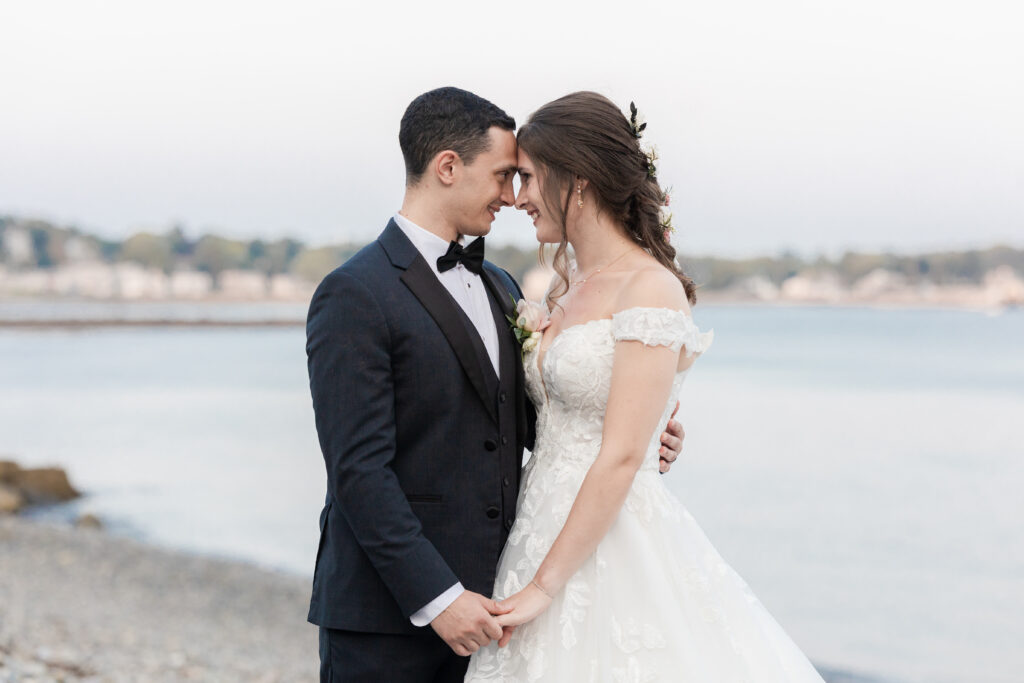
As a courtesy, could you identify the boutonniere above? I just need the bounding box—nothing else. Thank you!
[506,297,551,353]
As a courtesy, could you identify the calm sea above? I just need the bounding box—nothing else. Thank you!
[1,304,1021,683]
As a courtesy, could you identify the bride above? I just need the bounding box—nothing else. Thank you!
[464,92,825,682]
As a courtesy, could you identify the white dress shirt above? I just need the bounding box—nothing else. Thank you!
[393,212,500,626]
[393,213,500,377]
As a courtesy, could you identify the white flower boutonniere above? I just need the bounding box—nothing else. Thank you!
[507,297,551,354]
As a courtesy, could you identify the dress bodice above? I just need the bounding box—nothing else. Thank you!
[524,307,713,473]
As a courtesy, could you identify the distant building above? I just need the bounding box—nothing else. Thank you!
[0,268,50,295]
[780,272,844,303]
[852,269,907,298]
[52,262,117,298]
[218,270,267,299]
[268,273,314,300]
[63,236,100,263]
[734,275,780,301]
[983,266,1024,306]
[170,271,214,299]
[521,265,555,302]
[2,228,33,266]
[115,263,168,299]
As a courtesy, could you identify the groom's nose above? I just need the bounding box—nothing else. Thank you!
[499,180,515,207]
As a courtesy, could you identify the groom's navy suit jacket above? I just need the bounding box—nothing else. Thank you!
[306,219,534,634]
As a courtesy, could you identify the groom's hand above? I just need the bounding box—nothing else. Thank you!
[659,401,685,474]
[430,590,508,656]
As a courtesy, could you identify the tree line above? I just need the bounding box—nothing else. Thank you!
[2,215,1021,289]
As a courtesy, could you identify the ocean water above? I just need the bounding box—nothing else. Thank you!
[1,305,1021,683]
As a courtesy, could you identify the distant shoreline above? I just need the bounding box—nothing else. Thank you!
[696,296,1017,314]
[0,318,305,328]
[0,298,1015,329]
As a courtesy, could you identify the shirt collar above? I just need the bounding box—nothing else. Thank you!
[393,212,455,265]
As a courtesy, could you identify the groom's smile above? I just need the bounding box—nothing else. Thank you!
[453,126,518,237]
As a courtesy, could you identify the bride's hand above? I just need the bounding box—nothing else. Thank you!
[494,582,553,645]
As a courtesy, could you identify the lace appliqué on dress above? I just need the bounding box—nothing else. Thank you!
[611,307,713,357]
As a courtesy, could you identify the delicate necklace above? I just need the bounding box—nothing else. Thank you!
[571,248,634,288]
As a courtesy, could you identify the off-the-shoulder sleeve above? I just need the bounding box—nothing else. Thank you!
[611,307,714,358]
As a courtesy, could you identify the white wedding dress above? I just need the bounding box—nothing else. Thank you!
[465,307,825,682]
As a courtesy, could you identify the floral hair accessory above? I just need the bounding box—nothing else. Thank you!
[660,187,676,242]
[507,297,551,354]
[629,102,658,178]
[645,146,659,178]
[630,102,675,242]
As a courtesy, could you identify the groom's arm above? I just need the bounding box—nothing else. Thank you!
[306,269,459,619]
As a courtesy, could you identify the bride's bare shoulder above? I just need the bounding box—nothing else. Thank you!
[614,263,691,316]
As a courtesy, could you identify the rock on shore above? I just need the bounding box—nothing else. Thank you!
[0,517,317,682]
[0,460,81,513]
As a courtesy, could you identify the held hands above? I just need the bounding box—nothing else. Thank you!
[431,590,510,656]
[494,581,554,647]
[659,401,685,474]
[478,412,681,648]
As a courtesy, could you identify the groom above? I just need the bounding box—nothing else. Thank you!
[306,87,684,682]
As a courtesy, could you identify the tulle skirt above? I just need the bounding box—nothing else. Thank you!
[465,458,825,683]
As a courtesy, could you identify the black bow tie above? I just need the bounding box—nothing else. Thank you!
[436,237,485,275]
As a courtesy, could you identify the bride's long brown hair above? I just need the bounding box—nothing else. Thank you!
[516,92,697,307]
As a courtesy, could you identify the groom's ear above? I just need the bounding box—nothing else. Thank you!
[433,150,460,187]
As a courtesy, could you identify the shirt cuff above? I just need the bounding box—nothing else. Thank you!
[410,582,464,627]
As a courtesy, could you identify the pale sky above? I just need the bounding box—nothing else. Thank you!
[1,0,1021,256]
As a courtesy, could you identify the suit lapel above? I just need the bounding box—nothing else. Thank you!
[480,267,516,324]
[481,266,532,459]
[481,267,518,374]
[457,298,499,399]
[400,253,498,424]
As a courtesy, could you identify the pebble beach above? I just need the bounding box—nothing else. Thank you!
[0,516,317,682]
[0,515,890,683]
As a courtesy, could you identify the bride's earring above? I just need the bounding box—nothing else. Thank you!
[577,184,583,209]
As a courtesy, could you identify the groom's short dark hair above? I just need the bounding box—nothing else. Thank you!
[400,87,515,186]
